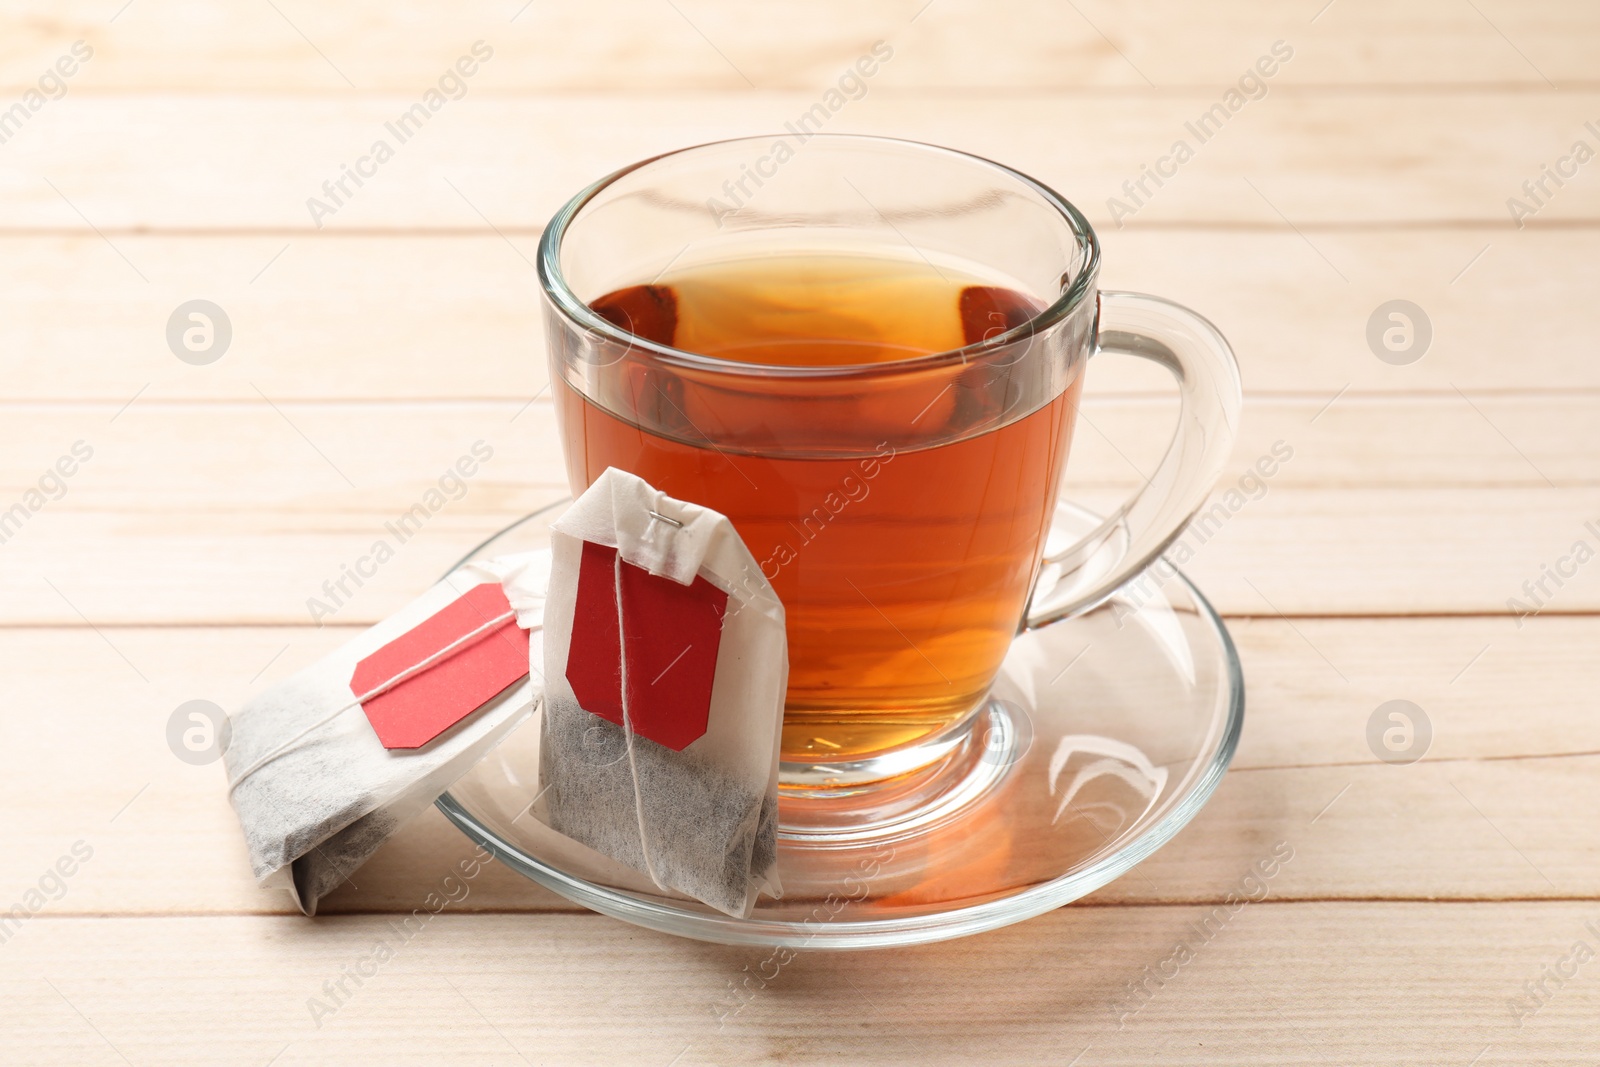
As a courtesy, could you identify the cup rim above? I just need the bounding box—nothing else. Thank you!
[536,134,1101,379]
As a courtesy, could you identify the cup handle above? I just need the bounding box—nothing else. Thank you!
[1025,291,1242,629]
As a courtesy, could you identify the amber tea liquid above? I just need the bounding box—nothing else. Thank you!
[558,255,1080,766]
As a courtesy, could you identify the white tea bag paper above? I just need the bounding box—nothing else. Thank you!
[538,468,787,918]
[224,553,549,915]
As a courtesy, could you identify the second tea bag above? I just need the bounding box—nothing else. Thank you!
[225,552,549,915]
[537,467,787,917]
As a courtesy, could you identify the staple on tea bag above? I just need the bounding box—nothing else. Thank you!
[537,468,787,918]
[224,552,549,915]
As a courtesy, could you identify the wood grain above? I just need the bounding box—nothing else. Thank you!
[0,391,1592,509]
[0,391,1594,626]
[3,93,1598,232]
[3,0,1591,91]
[0,615,1591,915]
[1,228,1593,401]
[0,905,1591,1065]
[3,2,1596,1061]
[4,481,1596,623]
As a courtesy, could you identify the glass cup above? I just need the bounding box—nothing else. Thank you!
[537,135,1240,790]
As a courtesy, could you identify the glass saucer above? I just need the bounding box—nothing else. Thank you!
[436,500,1244,949]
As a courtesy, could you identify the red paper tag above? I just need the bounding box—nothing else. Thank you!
[566,540,727,752]
[350,582,530,750]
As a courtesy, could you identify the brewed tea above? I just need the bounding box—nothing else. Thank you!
[558,255,1080,765]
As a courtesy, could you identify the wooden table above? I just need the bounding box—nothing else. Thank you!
[3,2,1596,1062]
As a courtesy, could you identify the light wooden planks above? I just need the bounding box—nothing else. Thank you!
[2,0,1592,91]
[1,388,1597,622]
[1,228,1594,401]
[4,488,1598,623]
[0,393,1594,511]
[0,2,1593,1066]
[2,93,1599,232]
[0,906,1595,1064]
[0,616,1593,915]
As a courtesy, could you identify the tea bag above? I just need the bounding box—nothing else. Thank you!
[538,468,787,918]
[224,552,549,915]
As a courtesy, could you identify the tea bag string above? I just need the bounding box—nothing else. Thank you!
[614,550,665,892]
[225,609,529,797]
